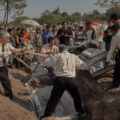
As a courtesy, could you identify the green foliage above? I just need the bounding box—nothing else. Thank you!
[33,8,82,25]
[96,0,120,8]
[52,7,61,15]
[10,3,120,26]
[106,5,120,17]
[39,13,63,24]
[0,0,27,17]
[11,8,108,25]
[82,9,107,22]
[96,0,120,20]
[9,16,29,25]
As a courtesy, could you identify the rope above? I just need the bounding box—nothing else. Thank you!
[15,57,31,70]
[14,50,49,70]
[27,85,39,120]
[25,51,48,57]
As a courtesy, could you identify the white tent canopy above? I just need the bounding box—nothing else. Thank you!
[21,19,40,27]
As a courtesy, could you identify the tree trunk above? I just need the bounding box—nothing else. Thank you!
[5,0,9,29]
[3,9,7,25]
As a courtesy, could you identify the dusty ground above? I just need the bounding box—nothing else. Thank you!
[0,68,37,120]
[0,68,114,120]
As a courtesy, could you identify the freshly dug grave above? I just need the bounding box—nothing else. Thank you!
[0,68,119,120]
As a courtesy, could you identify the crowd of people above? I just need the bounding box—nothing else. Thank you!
[0,13,120,119]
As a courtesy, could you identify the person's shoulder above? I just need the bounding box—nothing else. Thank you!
[53,44,58,48]
[42,32,46,36]
[71,53,77,57]
[116,30,120,36]
[113,31,120,40]
[6,43,10,46]
[43,43,48,48]
[50,32,53,35]
[67,28,72,31]
[25,32,28,35]
[58,28,63,32]
[6,43,13,48]
[0,43,2,48]
[70,52,79,58]
[53,53,61,59]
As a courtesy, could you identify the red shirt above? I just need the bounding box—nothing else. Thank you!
[25,32,30,43]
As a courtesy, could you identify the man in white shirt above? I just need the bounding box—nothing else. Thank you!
[41,44,88,119]
[85,21,98,48]
[104,24,120,88]
[0,32,24,99]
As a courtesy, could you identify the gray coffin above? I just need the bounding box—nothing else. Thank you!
[79,48,115,77]
[32,86,76,119]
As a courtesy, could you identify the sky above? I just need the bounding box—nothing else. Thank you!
[0,0,106,21]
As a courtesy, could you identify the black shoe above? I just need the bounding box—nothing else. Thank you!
[77,112,86,118]
[9,95,14,100]
[40,114,51,120]
[4,93,14,100]
[106,86,118,91]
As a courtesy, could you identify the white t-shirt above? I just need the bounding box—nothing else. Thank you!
[86,30,97,45]
[39,44,59,66]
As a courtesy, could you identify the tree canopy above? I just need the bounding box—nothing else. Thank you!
[96,0,120,8]
[0,0,27,26]
[8,1,120,26]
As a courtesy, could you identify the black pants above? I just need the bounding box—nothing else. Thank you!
[105,41,111,52]
[112,59,120,88]
[0,67,13,97]
[43,77,84,117]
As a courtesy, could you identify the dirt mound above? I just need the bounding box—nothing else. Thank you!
[0,95,35,120]
[0,68,120,120]
[0,68,37,120]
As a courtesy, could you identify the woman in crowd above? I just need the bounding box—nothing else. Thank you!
[40,37,59,66]
[8,28,16,47]
[42,25,53,45]
[23,28,31,44]
[15,28,22,48]
[53,26,59,45]
[8,28,16,68]
[74,25,84,41]
[35,28,42,52]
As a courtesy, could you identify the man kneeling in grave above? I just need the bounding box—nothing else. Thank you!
[41,44,89,119]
